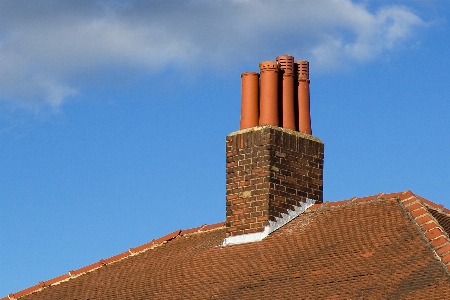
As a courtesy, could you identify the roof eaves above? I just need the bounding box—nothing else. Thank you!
[5,222,225,300]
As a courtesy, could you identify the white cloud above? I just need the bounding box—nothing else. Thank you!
[0,0,425,109]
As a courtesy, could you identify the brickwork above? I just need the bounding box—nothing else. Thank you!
[225,125,324,237]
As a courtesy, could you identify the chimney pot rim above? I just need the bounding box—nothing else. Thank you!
[241,72,259,78]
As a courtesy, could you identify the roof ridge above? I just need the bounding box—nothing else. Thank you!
[3,222,225,300]
[307,191,407,212]
[398,192,450,274]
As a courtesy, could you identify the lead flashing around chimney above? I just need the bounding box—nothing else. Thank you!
[227,125,323,144]
[222,198,315,246]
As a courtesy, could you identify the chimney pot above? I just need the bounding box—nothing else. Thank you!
[277,55,296,131]
[240,72,260,130]
[259,61,279,126]
[296,61,312,135]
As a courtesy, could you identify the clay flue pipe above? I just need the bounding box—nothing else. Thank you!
[240,72,260,129]
[259,61,279,126]
[276,55,296,131]
[296,60,311,134]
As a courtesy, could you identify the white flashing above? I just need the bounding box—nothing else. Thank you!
[222,198,315,246]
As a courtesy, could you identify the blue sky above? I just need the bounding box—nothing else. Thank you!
[1,0,449,296]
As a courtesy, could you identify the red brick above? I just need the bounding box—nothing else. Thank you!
[225,127,323,238]
[226,194,238,200]
[233,209,244,215]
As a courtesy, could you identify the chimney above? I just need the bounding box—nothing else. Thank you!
[224,55,323,245]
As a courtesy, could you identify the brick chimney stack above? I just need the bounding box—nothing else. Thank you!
[224,56,324,245]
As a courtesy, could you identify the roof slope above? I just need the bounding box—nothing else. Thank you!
[5,191,450,299]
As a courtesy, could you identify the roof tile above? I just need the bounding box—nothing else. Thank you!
[129,240,156,254]
[327,199,351,207]
[180,225,204,235]
[152,229,181,245]
[398,190,415,200]
[70,261,103,276]
[8,192,450,300]
[44,273,70,286]
[436,244,450,256]
[430,236,448,248]
[379,191,403,199]
[421,221,439,232]
[442,253,450,264]
[400,197,417,206]
[425,228,444,240]
[9,283,41,299]
[416,215,433,225]
[352,195,378,203]
[102,251,130,264]
[410,207,427,218]
[407,202,422,211]
[201,222,225,231]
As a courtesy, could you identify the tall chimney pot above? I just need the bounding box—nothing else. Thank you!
[259,61,279,127]
[240,72,260,129]
[276,55,296,131]
[296,61,312,135]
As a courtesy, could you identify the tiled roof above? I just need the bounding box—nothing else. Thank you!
[4,191,450,299]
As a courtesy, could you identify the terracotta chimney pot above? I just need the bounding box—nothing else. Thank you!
[296,61,312,135]
[276,55,296,131]
[259,61,279,126]
[240,72,260,129]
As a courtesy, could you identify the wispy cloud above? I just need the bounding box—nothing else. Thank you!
[0,0,425,109]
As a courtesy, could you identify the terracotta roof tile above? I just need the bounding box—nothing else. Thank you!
[180,225,204,235]
[398,194,450,273]
[7,192,450,299]
[326,199,351,207]
[200,222,225,232]
[352,194,378,203]
[102,250,130,264]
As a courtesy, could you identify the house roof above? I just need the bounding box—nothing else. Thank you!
[5,190,450,299]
